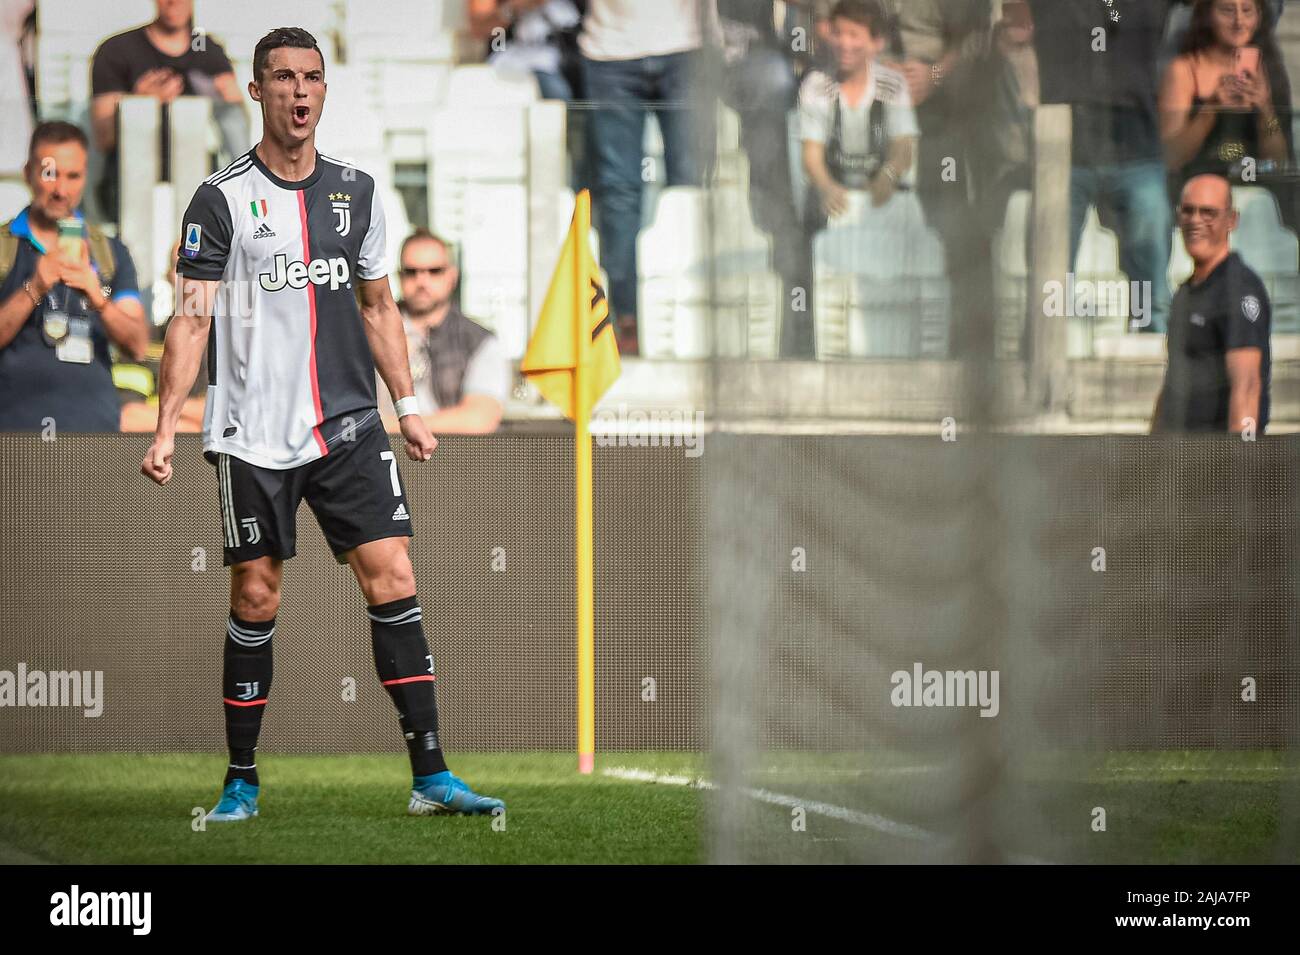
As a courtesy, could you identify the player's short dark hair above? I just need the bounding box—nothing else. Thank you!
[830,0,889,37]
[400,228,455,267]
[27,120,89,164]
[253,27,324,82]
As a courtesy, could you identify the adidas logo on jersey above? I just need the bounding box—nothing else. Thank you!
[259,252,351,292]
[392,504,409,521]
[253,222,276,239]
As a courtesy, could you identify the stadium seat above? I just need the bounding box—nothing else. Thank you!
[35,0,155,108]
[444,64,539,107]
[189,0,339,68]
[423,68,567,359]
[992,190,1031,359]
[311,65,385,162]
[637,186,781,359]
[813,190,948,359]
[1231,187,1299,332]
[1072,206,1131,355]
[341,0,459,63]
[0,181,29,223]
[638,102,753,230]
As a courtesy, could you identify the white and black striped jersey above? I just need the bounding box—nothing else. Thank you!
[177,148,388,469]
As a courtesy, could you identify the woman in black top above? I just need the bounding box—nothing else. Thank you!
[1158,0,1291,195]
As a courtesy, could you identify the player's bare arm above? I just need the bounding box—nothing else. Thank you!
[141,276,214,485]
[1226,346,1263,435]
[359,275,437,462]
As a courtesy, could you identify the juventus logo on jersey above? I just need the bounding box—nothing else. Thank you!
[330,192,352,236]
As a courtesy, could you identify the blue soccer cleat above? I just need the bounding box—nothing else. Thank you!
[408,771,505,816]
[204,779,260,823]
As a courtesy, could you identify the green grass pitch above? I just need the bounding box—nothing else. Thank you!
[0,751,1292,864]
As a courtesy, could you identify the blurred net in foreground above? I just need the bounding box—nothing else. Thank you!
[706,435,1300,864]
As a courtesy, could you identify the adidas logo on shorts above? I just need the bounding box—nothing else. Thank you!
[392,503,409,521]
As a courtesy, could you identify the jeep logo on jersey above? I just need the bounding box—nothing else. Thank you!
[259,253,351,292]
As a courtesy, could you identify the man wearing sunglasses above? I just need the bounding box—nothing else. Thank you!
[1152,173,1271,434]
[378,228,509,435]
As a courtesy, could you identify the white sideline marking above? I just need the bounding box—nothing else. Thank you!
[602,766,934,842]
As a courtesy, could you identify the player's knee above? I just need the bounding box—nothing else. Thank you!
[365,565,416,605]
[231,569,281,620]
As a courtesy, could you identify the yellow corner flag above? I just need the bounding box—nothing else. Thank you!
[520,190,621,420]
[520,189,621,775]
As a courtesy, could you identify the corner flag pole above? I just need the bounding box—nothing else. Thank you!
[575,193,596,775]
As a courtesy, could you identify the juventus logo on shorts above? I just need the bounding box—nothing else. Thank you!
[236,681,260,700]
[330,192,352,236]
[241,517,262,544]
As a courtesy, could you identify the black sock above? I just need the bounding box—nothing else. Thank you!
[226,746,258,787]
[222,612,274,787]
[368,595,448,777]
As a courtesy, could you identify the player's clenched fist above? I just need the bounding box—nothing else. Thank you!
[400,414,438,461]
[141,434,175,485]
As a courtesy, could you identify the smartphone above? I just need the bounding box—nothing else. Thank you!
[57,217,84,260]
[1235,46,1261,80]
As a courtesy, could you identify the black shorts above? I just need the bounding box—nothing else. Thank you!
[214,420,414,566]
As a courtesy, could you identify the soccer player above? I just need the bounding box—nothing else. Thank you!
[141,27,505,820]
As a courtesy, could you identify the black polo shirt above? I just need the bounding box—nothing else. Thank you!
[0,208,141,432]
[1158,252,1271,433]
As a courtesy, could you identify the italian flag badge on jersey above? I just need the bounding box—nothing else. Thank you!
[250,199,269,217]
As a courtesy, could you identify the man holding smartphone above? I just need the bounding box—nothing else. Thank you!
[0,121,148,432]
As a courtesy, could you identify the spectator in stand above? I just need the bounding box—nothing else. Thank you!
[718,0,817,355]
[468,0,590,190]
[469,0,586,101]
[0,122,148,433]
[579,0,721,356]
[1164,0,1287,69]
[1159,0,1292,197]
[1029,0,1177,334]
[377,229,510,435]
[799,0,917,233]
[878,0,992,244]
[1152,173,1271,433]
[878,0,992,357]
[970,0,1038,228]
[90,0,247,222]
[0,0,33,180]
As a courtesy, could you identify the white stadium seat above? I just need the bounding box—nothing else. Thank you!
[637,186,781,359]
[0,181,30,223]
[1071,206,1131,354]
[425,69,566,358]
[813,190,947,359]
[993,189,1031,359]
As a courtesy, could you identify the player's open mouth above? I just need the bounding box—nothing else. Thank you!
[292,105,310,126]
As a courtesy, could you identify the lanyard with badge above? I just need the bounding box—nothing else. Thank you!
[40,217,95,364]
